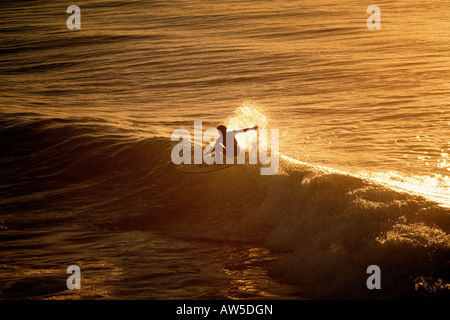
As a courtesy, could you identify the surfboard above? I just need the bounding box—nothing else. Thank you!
[177,163,233,174]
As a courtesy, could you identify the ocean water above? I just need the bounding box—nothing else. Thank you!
[0,0,449,299]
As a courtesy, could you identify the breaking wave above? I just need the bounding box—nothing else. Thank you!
[1,112,449,299]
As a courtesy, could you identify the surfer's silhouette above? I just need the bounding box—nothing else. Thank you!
[203,124,258,162]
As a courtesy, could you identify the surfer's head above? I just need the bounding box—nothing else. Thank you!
[216,124,227,136]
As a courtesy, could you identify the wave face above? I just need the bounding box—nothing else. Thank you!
[1,113,448,299]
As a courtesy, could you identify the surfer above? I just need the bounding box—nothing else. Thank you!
[203,124,258,161]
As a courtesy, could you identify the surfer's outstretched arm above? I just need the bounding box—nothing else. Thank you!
[232,126,258,134]
[245,125,258,131]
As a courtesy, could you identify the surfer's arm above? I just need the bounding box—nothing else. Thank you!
[245,126,258,131]
[233,126,258,134]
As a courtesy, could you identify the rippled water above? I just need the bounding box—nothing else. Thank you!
[0,0,449,299]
